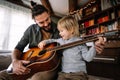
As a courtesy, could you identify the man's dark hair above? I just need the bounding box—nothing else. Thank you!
[30,1,48,19]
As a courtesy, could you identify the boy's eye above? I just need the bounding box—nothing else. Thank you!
[60,30,63,32]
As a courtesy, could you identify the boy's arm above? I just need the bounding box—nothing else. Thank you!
[38,39,58,49]
[81,43,96,62]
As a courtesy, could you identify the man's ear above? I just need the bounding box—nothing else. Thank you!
[34,19,36,23]
[48,12,51,17]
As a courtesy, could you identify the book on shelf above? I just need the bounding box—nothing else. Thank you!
[84,19,95,28]
[101,0,112,10]
[98,18,102,23]
[118,10,120,17]
[84,21,89,28]
[111,12,115,19]
[115,0,120,4]
[92,28,95,34]
[108,25,113,31]
[100,25,106,33]
[102,16,109,22]
[112,21,118,30]
[97,16,109,23]
[96,27,100,34]
[79,23,84,30]
[110,0,117,6]
[88,29,92,35]
[89,19,94,26]
[87,27,100,35]
[119,19,120,24]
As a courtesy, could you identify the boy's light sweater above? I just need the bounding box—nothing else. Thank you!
[44,37,96,73]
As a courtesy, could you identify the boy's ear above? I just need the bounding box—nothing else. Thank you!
[70,29,74,34]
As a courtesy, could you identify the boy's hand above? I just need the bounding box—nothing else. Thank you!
[38,41,46,49]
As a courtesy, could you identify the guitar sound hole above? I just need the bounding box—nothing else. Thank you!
[39,50,47,55]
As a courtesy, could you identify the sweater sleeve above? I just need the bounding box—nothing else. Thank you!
[44,38,62,44]
[81,42,96,62]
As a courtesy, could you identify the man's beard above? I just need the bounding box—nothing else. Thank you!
[41,23,53,33]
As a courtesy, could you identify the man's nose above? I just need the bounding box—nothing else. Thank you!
[44,21,48,26]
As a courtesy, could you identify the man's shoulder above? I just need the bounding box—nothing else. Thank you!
[51,21,57,27]
[27,24,40,31]
[29,24,38,28]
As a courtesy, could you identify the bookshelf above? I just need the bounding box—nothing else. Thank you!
[77,1,120,79]
[78,0,120,36]
[68,0,120,46]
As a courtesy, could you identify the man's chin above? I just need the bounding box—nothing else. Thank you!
[44,25,51,30]
[42,27,52,32]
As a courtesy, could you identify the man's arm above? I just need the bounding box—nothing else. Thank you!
[11,49,30,75]
[12,49,22,61]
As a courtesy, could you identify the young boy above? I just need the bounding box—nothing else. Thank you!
[38,15,105,80]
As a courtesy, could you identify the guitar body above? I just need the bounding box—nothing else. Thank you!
[10,42,60,80]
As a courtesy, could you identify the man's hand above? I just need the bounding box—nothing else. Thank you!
[12,60,30,75]
[95,37,106,54]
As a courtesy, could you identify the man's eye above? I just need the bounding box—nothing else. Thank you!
[39,22,44,24]
[46,18,48,21]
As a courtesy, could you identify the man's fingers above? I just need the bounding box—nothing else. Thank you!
[95,45,103,54]
[98,37,107,44]
[13,60,31,75]
[22,60,30,64]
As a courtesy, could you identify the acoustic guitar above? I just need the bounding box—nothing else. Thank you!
[8,30,120,80]
[8,42,60,80]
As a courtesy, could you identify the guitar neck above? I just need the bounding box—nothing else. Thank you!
[48,30,120,52]
[48,37,98,51]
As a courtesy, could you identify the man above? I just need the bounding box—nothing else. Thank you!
[0,1,105,80]
[0,1,60,80]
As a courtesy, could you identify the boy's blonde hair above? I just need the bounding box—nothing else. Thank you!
[57,15,80,37]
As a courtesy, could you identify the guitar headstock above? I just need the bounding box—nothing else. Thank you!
[82,30,120,41]
[101,30,120,41]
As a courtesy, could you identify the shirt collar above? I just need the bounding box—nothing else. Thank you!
[36,24,40,32]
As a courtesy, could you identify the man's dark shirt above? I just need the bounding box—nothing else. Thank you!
[15,22,59,52]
